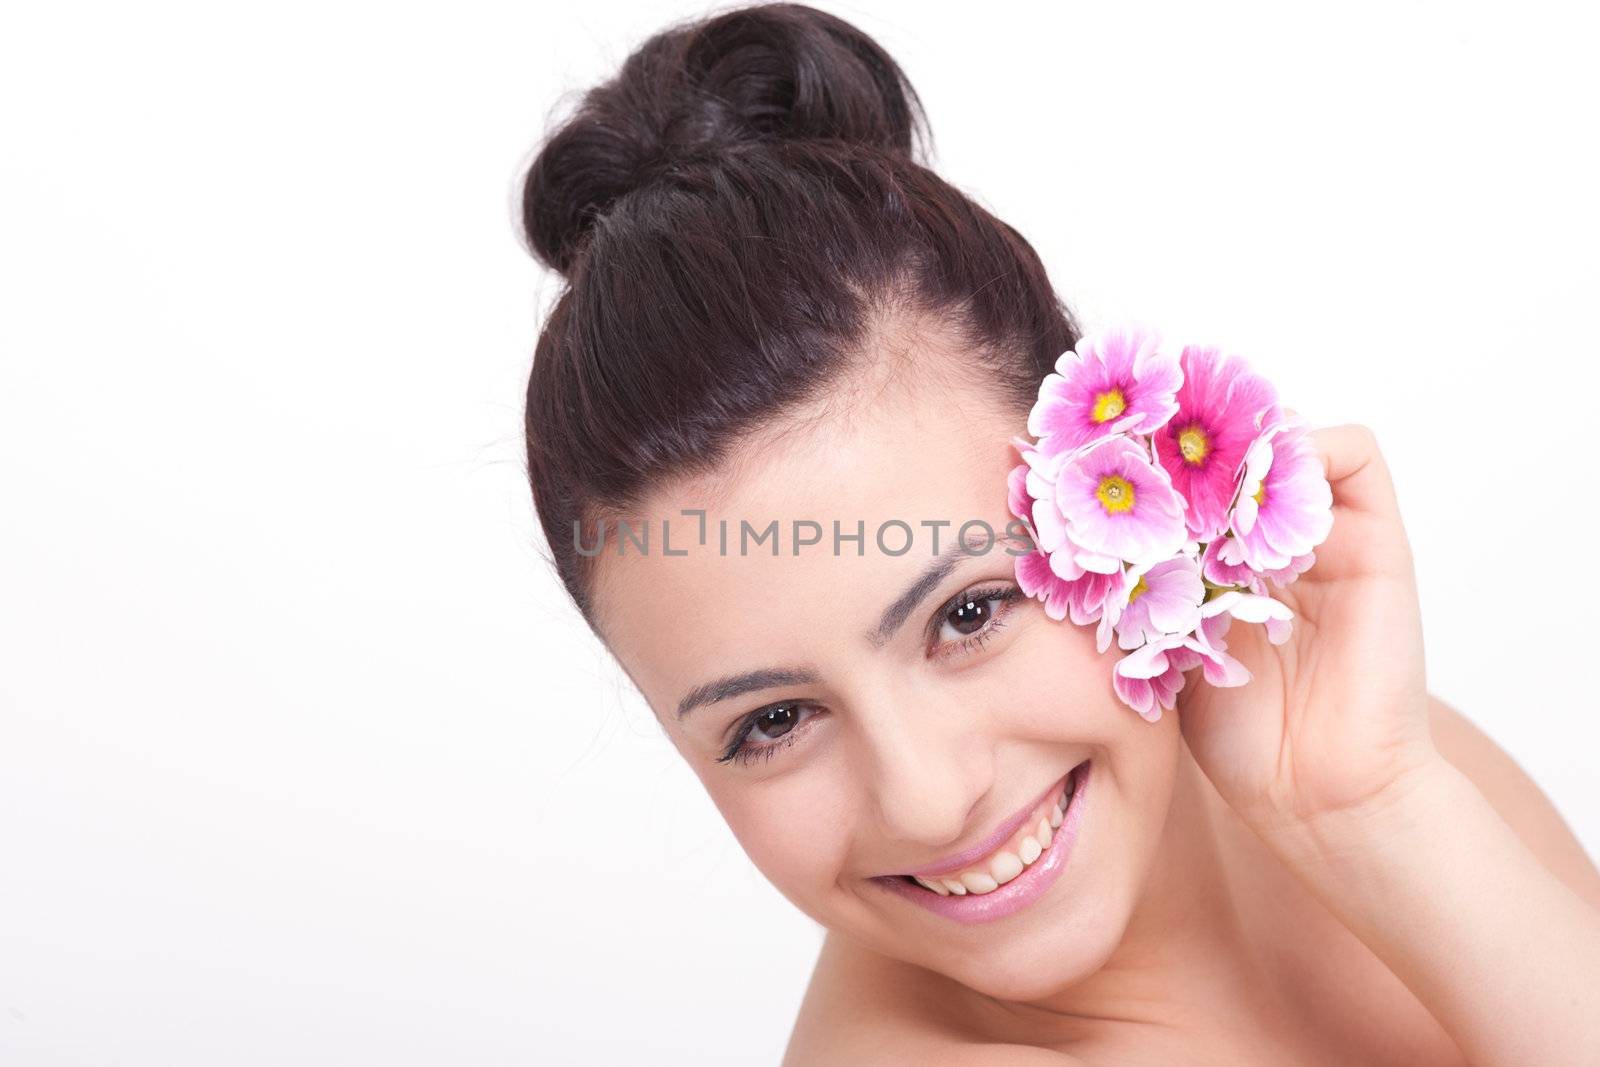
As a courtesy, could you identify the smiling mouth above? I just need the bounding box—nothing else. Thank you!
[894,760,1087,897]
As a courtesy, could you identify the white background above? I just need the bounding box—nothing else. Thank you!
[2,2,1596,1064]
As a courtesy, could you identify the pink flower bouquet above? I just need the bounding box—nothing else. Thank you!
[1009,325,1334,721]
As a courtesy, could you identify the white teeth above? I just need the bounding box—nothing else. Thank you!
[907,774,1078,897]
[990,851,1024,885]
[1052,779,1074,827]
[1019,834,1041,864]
[960,871,999,894]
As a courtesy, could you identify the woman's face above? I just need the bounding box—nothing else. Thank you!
[592,346,1184,1001]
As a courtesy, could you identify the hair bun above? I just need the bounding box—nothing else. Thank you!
[522,3,927,275]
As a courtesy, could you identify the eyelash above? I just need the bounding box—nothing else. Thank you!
[714,582,1024,768]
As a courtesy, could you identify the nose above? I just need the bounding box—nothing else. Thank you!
[855,677,996,851]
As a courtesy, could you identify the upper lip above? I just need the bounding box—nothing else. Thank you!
[890,766,1077,880]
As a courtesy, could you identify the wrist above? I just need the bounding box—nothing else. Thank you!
[1251,751,1463,878]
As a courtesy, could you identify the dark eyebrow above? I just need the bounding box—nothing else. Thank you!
[864,536,979,649]
[676,666,821,721]
[674,530,1027,721]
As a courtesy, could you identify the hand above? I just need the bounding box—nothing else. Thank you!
[1176,423,1440,836]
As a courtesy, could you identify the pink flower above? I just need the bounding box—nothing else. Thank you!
[1224,420,1334,572]
[1060,569,1121,626]
[1010,461,1075,621]
[1105,555,1205,652]
[1013,443,1076,571]
[1173,625,1253,687]
[1199,537,1260,588]
[1197,608,1233,652]
[1111,626,1250,720]
[1201,588,1295,646]
[1112,634,1191,721]
[1053,435,1188,569]
[1009,457,1120,625]
[1014,549,1073,621]
[1010,328,1332,724]
[1017,553,1122,626]
[1013,441,1094,585]
[1028,326,1182,456]
[1263,550,1316,588]
[1007,460,1033,535]
[1152,344,1281,542]
[1095,567,1128,653]
[1200,538,1314,592]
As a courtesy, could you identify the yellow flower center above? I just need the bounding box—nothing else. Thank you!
[1253,482,1267,508]
[1127,574,1150,604]
[1096,474,1136,514]
[1092,389,1127,423]
[1178,425,1210,464]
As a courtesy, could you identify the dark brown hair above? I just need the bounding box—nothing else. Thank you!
[520,2,1080,626]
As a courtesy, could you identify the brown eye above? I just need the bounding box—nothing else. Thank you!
[946,595,995,637]
[749,703,803,742]
[929,586,1022,656]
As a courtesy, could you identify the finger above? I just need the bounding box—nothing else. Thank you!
[1308,423,1402,524]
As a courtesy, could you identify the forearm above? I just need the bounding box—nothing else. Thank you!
[1259,755,1600,1064]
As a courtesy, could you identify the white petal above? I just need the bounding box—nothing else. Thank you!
[1226,593,1293,624]
[1201,590,1242,617]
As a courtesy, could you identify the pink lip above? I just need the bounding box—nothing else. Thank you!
[872,760,1091,925]
[897,767,1075,880]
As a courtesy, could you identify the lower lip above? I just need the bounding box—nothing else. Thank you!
[872,759,1091,925]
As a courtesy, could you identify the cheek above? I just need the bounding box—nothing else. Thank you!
[1001,616,1187,910]
[1018,616,1186,820]
[703,771,858,903]
[1000,612,1135,740]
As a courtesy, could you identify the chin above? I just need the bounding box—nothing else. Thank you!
[932,903,1128,1002]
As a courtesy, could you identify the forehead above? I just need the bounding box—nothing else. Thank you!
[591,363,1026,719]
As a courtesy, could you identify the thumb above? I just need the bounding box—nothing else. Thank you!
[1309,422,1403,526]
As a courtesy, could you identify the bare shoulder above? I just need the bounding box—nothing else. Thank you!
[783,934,1087,1066]
[1427,692,1600,909]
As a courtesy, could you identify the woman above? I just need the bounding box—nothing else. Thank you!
[517,5,1600,1062]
